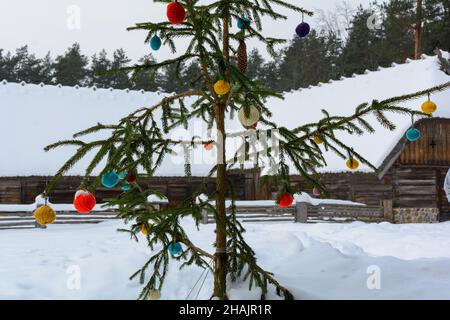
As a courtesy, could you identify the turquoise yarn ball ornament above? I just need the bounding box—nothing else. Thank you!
[168,242,182,255]
[118,171,128,179]
[101,171,119,188]
[237,17,250,29]
[406,128,421,141]
[121,181,132,191]
[150,35,162,51]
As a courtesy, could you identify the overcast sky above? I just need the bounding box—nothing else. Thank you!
[0,0,372,62]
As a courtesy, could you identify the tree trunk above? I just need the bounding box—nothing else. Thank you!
[213,2,230,300]
[415,0,423,59]
[213,102,228,299]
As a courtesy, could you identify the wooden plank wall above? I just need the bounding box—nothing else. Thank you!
[0,173,246,205]
[399,118,450,165]
[261,172,394,206]
[0,168,448,218]
[391,166,439,209]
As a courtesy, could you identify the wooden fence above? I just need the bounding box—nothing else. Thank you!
[1,198,393,230]
[0,198,168,230]
[0,210,119,230]
[201,200,392,224]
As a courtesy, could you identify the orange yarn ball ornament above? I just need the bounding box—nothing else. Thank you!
[346,159,360,170]
[313,135,323,144]
[421,100,437,115]
[204,143,214,151]
[214,80,231,95]
[34,205,56,225]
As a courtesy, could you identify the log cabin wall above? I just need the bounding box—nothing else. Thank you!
[0,118,448,219]
[260,172,394,206]
[389,118,450,218]
[398,118,450,166]
[0,173,246,205]
[390,166,439,208]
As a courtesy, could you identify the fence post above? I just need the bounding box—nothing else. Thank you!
[201,209,209,224]
[382,199,393,223]
[295,202,308,223]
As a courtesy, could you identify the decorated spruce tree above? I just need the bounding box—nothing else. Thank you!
[41,0,450,300]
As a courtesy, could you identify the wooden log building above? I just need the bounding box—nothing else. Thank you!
[1,53,449,223]
[0,117,449,222]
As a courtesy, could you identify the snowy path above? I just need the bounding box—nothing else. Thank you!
[1,220,450,300]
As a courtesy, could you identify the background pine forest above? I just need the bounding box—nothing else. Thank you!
[1,0,449,92]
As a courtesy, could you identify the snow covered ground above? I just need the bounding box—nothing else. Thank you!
[1,219,450,300]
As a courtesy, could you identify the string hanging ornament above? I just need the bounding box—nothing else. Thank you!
[237,17,251,30]
[421,93,437,115]
[73,190,96,214]
[277,193,294,207]
[168,242,183,255]
[296,13,310,38]
[346,149,359,170]
[167,0,186,24]
[101,171,120,188]
[140,223,153,236]
[34,197,56,225]
[214,80,230,95]
[150,34,162,51]
[406,114,421,142]
[238,105,260,127]
[204,128,214,151]
[313,134,323,145]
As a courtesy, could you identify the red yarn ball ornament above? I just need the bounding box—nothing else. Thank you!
[277,193,294,207]
[73,190,96,214]
[126,172,137,183]
[252,122,258,129]
[167,1,186,24]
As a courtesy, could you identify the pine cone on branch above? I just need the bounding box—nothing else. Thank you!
[237,40,248,73]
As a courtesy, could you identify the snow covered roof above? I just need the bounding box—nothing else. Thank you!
[268,52,450,173]
[0,52,449,177]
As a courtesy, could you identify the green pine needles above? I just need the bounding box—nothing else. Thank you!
[44,0,450,300]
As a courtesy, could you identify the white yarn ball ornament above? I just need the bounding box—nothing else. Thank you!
[238,106,260,127]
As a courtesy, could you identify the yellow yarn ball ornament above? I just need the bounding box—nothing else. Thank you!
[146,289,161,300]
[140,224,153,235]
[213,80,230,95]
[34,205,56,225]
[313,135,323,144]
[238,106,260,127]
[346,159,360,170]
[421,100,437,115]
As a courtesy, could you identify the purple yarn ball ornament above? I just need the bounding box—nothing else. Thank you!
[296,22,310,38]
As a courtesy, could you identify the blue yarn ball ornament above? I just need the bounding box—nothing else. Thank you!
[101,171,120,188]
[121,181,132,191]
[150,35,162,51]
[237,17,251,30]
[406,128,421,141]
[168,242,182,255]
[296,22,310,38]
[118,171,128,180]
